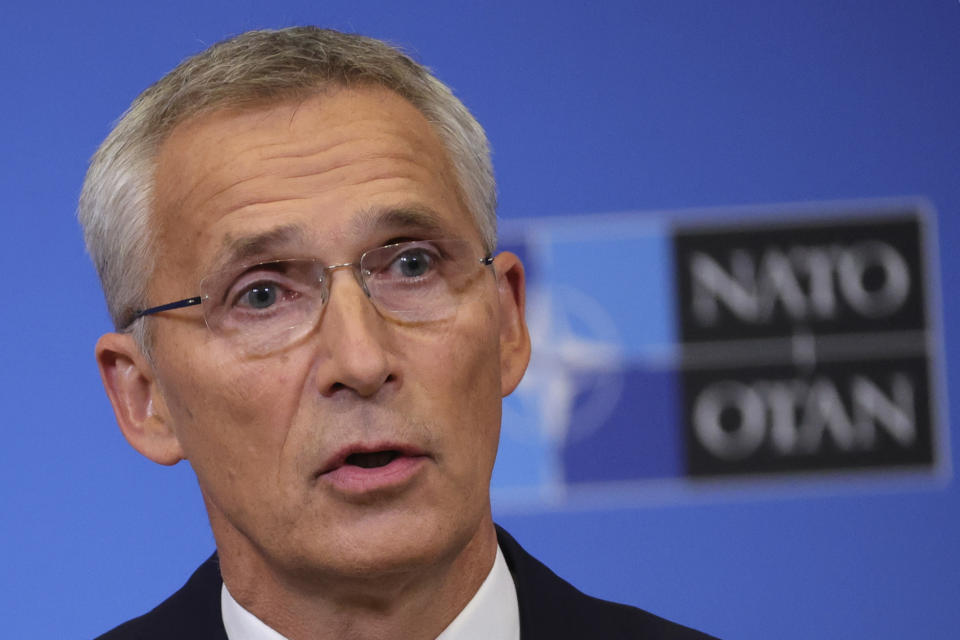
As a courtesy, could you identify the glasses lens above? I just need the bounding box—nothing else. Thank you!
[198,239,488,356]
[361,239,482,321]
[200,259,325,355]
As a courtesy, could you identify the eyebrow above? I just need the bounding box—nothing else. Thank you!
[349,204,450,239]
[206,205,454,274]
[211,224,308,273]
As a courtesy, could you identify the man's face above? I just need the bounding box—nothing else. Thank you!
[127,86,528,580]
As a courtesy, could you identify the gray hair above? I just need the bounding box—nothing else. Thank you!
[78,26,497,339]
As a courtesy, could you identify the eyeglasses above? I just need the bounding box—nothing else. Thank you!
[125,238,494,356]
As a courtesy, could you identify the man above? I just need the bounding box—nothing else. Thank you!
[80,26,716,640]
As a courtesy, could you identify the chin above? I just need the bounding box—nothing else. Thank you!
[301,504,487,579]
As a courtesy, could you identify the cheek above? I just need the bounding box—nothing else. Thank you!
[157,347,303,473]
[403,298,499,385]
[400,300,503,463]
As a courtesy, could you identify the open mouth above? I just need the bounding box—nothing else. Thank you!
[317,446,427,492]
[344,450,401,469]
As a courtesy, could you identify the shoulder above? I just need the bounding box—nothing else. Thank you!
[495,526,719,640]
[94,553,227,640]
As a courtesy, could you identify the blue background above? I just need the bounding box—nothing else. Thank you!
[2,2,957,638]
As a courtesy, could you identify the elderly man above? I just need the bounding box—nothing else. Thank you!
[80,26,715,640]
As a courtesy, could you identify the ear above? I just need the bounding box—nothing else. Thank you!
[493,252,532,396]
[95,332,184,466]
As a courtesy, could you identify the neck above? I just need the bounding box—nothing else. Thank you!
[208,506,499,640]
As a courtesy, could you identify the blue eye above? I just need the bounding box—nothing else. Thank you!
[395,249,433,277]
[239,284,278,309]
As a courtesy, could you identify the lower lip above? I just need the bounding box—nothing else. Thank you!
[319,455,428,494]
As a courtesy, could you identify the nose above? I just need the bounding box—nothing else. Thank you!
[313,267,395,398]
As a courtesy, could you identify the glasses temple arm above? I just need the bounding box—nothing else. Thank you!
[123,295,204,329]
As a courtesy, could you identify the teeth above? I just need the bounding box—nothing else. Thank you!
[346,451,399,469]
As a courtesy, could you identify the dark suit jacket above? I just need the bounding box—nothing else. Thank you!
[95,526,717,639]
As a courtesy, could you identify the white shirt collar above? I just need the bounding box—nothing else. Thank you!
[435,545,520,640]
[221,545,520,640]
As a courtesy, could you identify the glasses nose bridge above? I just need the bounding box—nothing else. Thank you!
[321,260,370,300]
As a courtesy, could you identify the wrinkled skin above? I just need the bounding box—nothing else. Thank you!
[95,86,530,639]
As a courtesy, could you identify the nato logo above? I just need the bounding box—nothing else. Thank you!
[490,200,946,507]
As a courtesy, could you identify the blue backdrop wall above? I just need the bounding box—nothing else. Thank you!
[2,2,958,638]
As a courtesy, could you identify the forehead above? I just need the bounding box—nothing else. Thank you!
[149,86,474,287]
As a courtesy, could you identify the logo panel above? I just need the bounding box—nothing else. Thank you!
[492,202,944,505]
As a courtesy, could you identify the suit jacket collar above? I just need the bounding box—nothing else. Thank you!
[98,524,716,639]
